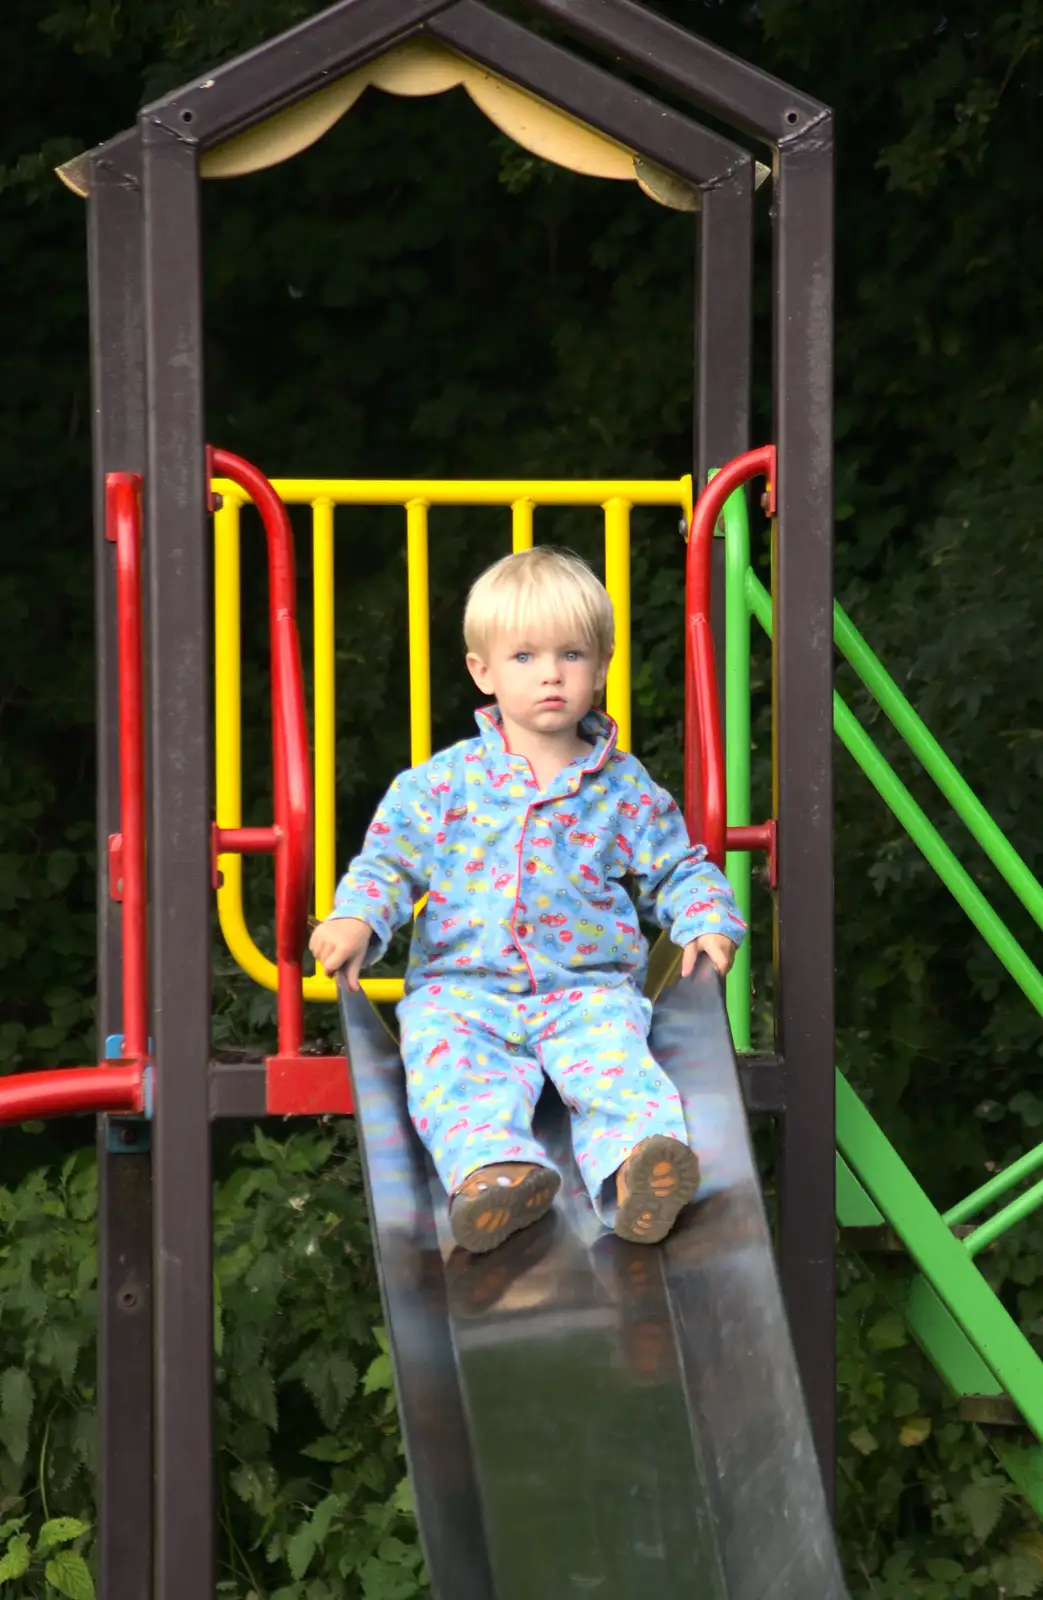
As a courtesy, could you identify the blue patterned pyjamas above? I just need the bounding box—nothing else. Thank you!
[399,979,689,1218]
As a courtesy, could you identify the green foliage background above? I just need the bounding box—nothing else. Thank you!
[3,0,1043,1593]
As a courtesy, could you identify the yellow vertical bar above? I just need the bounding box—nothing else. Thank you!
[406,499,432,765]
[603,498,632,751]
[214,494,245,920]
[512,498,534,551]
[313,497,336,919]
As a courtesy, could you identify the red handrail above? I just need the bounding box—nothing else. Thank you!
[0,475,149,1127]
[685,446,776,869]
[108,472,149,1061]
[0,449,315,1128]
[0,1064,144,1127]
[210,449,313,1056]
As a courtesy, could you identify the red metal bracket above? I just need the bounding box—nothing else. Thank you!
[209,823,283,890]
[210,821,221,892]
[266,1055,353,1116]
[205,443,222,514]
[726,820,778,890]
[108,833,124,901]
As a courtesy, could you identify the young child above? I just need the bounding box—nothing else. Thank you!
[310,546,746,1254]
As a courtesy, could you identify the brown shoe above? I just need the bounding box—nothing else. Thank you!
[449,1161,561,1254]
[614,1135,700,1245]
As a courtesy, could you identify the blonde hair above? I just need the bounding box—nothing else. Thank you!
[463,546,615,663]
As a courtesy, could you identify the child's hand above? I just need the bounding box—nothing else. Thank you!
[309,916,373,990]
[681,934,736,980]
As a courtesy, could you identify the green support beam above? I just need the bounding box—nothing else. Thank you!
[836,1074,1043,1440]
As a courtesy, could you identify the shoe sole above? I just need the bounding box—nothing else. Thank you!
[614,1135,701,1245]
[450,1165,561,1254]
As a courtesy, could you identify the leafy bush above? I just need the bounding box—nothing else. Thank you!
[0,1127,428,1599]
[837,1252,1043,1597]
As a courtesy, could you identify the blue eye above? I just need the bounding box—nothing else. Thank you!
[565,650,582,662]
[514,652,531,663]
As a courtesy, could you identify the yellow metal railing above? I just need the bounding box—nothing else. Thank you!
[213,476,694,1003]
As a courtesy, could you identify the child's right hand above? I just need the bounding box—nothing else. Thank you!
[309,916,373,990]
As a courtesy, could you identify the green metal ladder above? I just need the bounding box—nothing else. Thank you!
[721,491,1043,1515]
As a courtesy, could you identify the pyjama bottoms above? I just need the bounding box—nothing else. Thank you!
[398,981,689,1219]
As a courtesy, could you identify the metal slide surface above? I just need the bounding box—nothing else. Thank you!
[339,962,847,1600]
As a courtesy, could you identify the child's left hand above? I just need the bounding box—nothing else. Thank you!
[681,934,737,979]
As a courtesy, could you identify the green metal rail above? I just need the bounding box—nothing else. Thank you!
[719,490,1043,1504]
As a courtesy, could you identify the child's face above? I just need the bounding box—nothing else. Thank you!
[466,630,608,739]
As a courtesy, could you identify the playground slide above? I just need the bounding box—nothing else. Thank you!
[339,960,848,1600]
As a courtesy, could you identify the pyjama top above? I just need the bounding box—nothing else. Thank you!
[330,705,747,997]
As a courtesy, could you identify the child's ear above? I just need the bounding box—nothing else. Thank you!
[595,653,611,691]
[466,652,494,694]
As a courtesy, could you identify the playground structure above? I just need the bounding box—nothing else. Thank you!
[0,0,1036,1592]
[57,6,839,1588]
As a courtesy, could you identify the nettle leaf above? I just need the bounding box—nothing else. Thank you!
[0,1368,34,1465]
[230,1460,277,1514]
[378,1535,416,1565]
[357,1457,390,1493]
[302,1436,358,1464]
[849,1425,878,1457]
[992,1551,1043,1599]
[891,1380,919,1418]
[35,1517,91,1556]
[244,1250,284,1304]
[285,1496,346,1582]
[285,1136,335,1174]
[45,1549,96,1600]
[310,1495,342,1546]
[362,1353,392,1397]
[925,1556,965,1582]
[358,1554,423,1600]
[252,1127,286,1164]
[960,1478,1008,1543]
[231,1364,278,1430]
[391,1478,415,1518]
[70,1408,96,1471]
[298,1348,359,1429]
[867,1311,907,1352]
[287,1521,319,1581]
[37,1323,84,1387]
[0,1532,31,1581]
